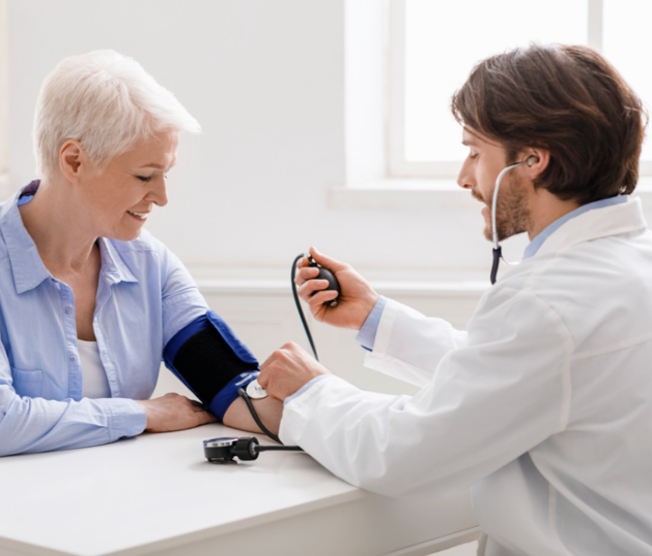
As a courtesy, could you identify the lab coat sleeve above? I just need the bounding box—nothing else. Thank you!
[363,298,469,387]
[279,287,573,497]
[0,339,146,457]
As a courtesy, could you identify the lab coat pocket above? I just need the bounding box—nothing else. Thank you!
[11,367,43,398]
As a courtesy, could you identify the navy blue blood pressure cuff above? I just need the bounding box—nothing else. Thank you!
[163,311,260,420]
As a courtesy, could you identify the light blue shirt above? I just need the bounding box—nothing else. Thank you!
[0,182,209,456]
[522,195,627,259]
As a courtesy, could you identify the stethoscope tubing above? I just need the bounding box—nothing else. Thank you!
[490,160,528,284]
[491,161,526,250]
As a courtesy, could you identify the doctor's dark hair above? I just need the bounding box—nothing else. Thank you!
[451,44,647,205]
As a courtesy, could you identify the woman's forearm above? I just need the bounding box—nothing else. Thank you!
[222,396,283,436]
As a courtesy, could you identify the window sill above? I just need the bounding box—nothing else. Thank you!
[328,178,477,211]
[328,177,652,212]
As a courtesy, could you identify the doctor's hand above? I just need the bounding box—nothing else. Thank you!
[258,342,331,401]
[135,393,217,433]
[295,247,379,330]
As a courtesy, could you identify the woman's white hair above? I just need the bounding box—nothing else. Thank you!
[33,50,201,177]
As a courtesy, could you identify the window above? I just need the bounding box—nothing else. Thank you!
[389,0,651,178]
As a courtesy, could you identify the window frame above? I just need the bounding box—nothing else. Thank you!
[385,0,646,179]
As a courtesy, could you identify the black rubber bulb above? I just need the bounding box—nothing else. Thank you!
[308,256,341,307]
[230,437,259,461]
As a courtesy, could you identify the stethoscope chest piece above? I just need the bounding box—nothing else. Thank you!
[245,378,268,399]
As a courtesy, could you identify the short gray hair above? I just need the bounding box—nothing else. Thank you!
[33,50,201,177]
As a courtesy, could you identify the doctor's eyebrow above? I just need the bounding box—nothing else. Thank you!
[461,136,479,146]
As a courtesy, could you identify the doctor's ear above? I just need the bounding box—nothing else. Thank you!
[522,149,549,177]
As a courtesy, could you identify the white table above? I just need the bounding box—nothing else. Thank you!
[0,424,479,556]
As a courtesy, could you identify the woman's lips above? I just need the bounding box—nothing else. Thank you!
[127,210,149,221]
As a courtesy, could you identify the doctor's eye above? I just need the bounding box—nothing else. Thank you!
[136,175,152,183]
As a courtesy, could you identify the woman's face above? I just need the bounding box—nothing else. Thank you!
[80,129,179,241]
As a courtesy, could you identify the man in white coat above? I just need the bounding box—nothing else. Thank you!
[258,44,652,555]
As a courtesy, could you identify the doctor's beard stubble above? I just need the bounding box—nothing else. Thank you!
[473,172,533,242]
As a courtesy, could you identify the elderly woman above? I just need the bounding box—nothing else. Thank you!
[0,50,281,456]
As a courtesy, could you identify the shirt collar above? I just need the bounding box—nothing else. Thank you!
[523,195,630,259]
[0,182,52,294]
[97,238,138,285]
[0,181,138,294]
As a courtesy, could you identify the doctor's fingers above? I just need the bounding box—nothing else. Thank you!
[294,265,321,287]
[308,247,349,272]
[297,278,332,304]
[306,289,339,315]
[259,342,307,375]
[258,354,291,397]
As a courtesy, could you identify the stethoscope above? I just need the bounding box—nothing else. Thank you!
[490,155,538,285]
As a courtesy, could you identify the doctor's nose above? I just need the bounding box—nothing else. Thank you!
[457,159,475,190]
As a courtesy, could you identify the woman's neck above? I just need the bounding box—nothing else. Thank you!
[18,178,99,275]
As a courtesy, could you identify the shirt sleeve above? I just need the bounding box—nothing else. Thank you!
[159,245,210,347]
[355,296,387,351]
[0,339,147,457]
[279,286,573,498]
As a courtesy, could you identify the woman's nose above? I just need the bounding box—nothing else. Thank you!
[146,175,168,207]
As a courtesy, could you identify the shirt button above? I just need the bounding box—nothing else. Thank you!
[65,307,71,314]
[70,355,76,361]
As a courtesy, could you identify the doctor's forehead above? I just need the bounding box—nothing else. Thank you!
[462,128,499,148]
[462,128,482,146]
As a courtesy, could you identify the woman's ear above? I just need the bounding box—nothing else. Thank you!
[58,139,87,183]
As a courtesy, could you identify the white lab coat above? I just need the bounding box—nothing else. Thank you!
[280,197,652,556]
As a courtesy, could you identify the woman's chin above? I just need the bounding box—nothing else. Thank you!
[109,227,143,242]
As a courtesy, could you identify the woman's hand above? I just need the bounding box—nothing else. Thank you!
[135,393,217,433]
[295,247,379,330]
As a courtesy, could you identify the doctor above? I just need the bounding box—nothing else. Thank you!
[258,44,652,556]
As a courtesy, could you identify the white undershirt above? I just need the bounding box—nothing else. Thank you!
[78,339,111,399]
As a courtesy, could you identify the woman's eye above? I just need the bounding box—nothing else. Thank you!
[136,175,152,182]
[469,153,478,160]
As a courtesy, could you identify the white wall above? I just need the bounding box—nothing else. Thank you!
[5,0,513,282]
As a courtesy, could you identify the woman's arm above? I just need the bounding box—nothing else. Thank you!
[222,396,283,436]
[0,349,147,457]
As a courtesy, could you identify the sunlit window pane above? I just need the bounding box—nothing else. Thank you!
[405,0,588,162]
[603,0,652,161]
